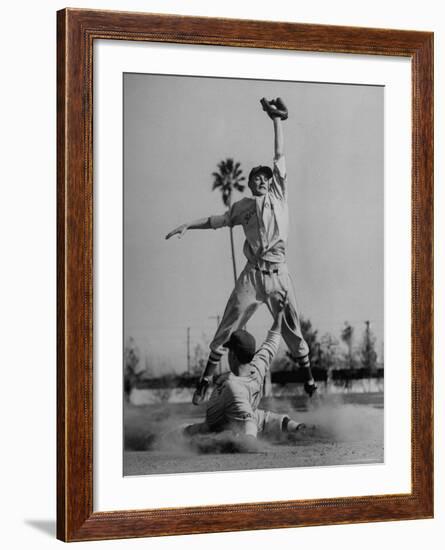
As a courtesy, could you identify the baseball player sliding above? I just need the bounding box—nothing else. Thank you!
[166,97,317,404]
[183,294,308,439]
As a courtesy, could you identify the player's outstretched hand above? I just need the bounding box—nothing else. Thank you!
[260,97,288,120]
[165,224,188,240]
[274,290,288,314]
[270,290,288,331]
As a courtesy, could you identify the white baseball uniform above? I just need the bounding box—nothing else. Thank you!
[188,330,288,437]
[206,155,309,366]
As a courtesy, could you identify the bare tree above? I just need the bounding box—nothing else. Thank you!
[360,320,378,372]
[193,341,208,376]
[320,333,340,371]
[124,337,141,401]
[341,322,354,369]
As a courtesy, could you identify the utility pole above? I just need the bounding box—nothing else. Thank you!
[186,327,191,375]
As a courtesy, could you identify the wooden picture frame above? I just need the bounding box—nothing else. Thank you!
[57,8,433,542]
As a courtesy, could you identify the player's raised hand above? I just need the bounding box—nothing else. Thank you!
[274,290,288,314]
[165,223,188,240]
[270,290,288,332]
[260,97,288,120]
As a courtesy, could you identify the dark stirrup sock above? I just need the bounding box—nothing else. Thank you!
[202,350,223,379]
[297,355,311,369]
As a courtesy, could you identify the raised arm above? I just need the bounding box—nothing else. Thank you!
[260,97,288,196]
[273,116,284,160]
[260,97,287,157]
[250,292,287,376]
[270,292,285,333]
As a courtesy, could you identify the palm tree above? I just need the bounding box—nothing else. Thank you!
[212,158,245,282]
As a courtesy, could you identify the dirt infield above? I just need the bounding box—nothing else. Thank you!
[123,393,383,476]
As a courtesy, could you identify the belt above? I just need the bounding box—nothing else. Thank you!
[254,266,279,275]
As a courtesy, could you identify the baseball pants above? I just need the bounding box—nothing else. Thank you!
[209,262,309,359]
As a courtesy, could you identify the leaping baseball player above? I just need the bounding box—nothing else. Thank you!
[166,97,317,404]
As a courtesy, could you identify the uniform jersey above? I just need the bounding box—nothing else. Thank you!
[205,154,309,362]
[206,330,281,435]
[209,156,288,264]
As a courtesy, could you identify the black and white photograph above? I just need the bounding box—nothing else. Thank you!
[122,73,384,476]
[2,0,439,547]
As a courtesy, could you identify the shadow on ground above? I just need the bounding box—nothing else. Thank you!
[24,519,56,537]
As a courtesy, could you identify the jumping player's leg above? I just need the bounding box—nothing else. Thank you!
[193,265,260,404]
[207,294,259,375]
[266,269,318,396]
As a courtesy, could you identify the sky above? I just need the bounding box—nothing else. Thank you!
[123,73,384,373]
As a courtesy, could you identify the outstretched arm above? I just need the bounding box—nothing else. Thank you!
[250,292,287,379]
[260,97,287,158]
[165,217,211,240]
[166,205,236,240]
[261,97,288,196]
[271,115,287,197]
[273,117,284,160]
[270,291,286,333]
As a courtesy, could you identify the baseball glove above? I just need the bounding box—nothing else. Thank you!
[260,97,289,120]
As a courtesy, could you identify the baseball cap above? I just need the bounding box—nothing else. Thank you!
[248,165,273,182]
[223,329,256,363]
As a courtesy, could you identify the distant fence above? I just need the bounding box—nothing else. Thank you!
[330,367,384,381]
[131,367,384,390]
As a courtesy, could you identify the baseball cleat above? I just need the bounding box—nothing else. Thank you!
[285,422,317,443]
[304,380,318,397]
[293,423,316,435]
[296,423,317,435]
[192,377,210,405]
